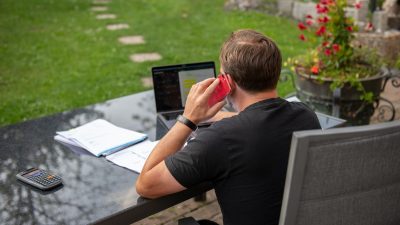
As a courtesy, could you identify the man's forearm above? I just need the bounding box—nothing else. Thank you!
[139,122,193,174]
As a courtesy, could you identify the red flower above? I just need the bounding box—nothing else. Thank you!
[299,34,306,41]
[346,26,353,32]
[316,26,326,36]
[332,44,340,52]
[322,41,329,47]
[320,0,329,5]
[324,48,332,56]
[316,4,329,14]
[311,65,319,74]
[306,19,313,26]
[318,16,329,23]
[298,22,307,30]
[354,2,362,9]
[365,22,373,31]
[306,14,313,19]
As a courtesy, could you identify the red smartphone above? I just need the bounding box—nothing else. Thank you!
[208,74,231,107]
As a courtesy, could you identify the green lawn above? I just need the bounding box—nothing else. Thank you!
[0,0,306,126]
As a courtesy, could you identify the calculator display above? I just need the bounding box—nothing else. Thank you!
[23,170,41,177]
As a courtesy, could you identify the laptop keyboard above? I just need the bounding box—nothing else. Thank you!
[163,111,182,120]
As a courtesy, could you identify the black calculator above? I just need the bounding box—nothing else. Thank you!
[16,168,63,191]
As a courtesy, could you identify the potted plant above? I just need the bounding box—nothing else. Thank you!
[286,0,386,125]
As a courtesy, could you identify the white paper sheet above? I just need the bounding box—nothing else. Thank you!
[105,140,159,173]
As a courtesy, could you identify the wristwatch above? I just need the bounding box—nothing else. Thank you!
[177,115,197,131]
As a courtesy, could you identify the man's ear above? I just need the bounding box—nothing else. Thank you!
[226,74,236,93]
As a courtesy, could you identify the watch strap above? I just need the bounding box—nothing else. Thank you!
[177,115,197,131]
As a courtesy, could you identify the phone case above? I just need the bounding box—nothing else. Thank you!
[208,74,231,107]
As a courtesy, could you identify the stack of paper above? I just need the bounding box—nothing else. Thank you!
[55,119,147,157]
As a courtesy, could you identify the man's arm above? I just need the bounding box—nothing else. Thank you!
[135,122,192,198]
[136,78,226,198]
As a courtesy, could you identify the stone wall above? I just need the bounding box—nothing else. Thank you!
[292,1,318,20]
[224,0,262,10]
[278,0,295,15]
[224,0,278,12]
[354,31,400,63]
[383,0,400,15]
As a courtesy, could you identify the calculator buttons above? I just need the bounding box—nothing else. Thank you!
[17,168,62,190]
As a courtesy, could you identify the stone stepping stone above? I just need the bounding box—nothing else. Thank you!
[130,53,162,63]
[141,77,153,88]
[93,0,111,4]
[106,23,129,31]
[96,14,116,20]
[118,36,145,45]
[91,6,108,12]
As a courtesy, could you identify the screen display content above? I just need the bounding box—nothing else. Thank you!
[152,62,215,112]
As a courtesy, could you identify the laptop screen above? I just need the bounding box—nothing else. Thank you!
[152,62,216,112]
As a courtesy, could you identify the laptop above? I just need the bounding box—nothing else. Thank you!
[152,61,216,129]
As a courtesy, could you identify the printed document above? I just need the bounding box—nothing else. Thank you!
[106,140,159,173]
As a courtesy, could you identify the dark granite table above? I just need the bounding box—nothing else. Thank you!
[0,90,212,225]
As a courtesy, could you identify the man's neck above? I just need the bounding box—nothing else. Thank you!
[234,87,278,111]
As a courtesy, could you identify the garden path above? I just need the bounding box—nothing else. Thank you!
[91,0,162,87]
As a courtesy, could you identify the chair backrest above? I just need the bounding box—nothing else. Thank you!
[279,120,400,225]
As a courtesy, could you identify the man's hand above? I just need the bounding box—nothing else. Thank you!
[183,78,226,124]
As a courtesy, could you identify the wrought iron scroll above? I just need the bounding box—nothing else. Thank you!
[377,68,400,122]
[381,68,400,91]
[373,97,396,122]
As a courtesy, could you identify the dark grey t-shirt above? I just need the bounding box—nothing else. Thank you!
[165,98,321,225]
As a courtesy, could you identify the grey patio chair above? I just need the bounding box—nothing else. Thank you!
[280,120,400,225]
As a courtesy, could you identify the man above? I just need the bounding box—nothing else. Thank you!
[136,30,321,225]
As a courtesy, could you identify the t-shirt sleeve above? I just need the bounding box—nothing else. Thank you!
[165,122,230,188]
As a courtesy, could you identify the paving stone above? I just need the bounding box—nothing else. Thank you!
[132,206,178,225]
[163,219,178,225]
[130,53,162,63]
[183,201,221,221]
[206,190,217,200]
[96,14,116,20]
[90,6,108,11]
[106,23,129,31]
[93,0,111,4]
[130,190,221,225]
[118,36,145,45]
[211,213,223,225]
[174,198,205,215]
[141,77,153,88]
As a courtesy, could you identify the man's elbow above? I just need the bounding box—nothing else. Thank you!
[136,177,160,199]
